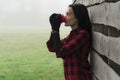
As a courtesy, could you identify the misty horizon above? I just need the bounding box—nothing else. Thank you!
[0,0,72,27]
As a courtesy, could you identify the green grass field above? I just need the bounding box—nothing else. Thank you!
[0,27,70,80]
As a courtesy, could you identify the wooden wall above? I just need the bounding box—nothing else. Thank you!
[72,0,120,80]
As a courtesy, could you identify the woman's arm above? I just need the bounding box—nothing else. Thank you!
[46,32,66,53]
[46,33,55,52]
[55,30,90,58]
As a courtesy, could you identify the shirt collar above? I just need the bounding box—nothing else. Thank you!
[70,27,81,35]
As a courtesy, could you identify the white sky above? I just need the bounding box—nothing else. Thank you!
[0,0,72,27]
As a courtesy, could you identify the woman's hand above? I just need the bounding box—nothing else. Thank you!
[49,13,62,31]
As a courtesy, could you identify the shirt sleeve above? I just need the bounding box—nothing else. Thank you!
[46,34,66,52]
[46,39,55,52]
[56,30,90,58]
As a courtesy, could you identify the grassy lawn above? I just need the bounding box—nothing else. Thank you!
[0,27,70,80]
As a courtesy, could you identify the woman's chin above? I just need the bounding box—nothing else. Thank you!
[65,23,70,26]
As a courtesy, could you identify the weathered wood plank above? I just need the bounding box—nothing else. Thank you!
[92,31,109,57]
[109,37,120,65]
[88,2,120,30]
[91,51,108,80]
[93,31,120,65]
[107,66,120,80]
[92,23,120,37]
[91,50,120,80]
[73,0,120,6]
[93,48,120,76]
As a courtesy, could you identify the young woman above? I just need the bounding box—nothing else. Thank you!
[46,3,92,80]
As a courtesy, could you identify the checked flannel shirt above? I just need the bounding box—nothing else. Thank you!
[46,28,92,80]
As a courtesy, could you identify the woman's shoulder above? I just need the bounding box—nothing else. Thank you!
[78,29,89,35]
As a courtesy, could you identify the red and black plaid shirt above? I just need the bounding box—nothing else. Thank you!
[46,28,91,80]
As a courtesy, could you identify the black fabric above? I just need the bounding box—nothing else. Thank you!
[51,32,62,53]
[49,13,62,31]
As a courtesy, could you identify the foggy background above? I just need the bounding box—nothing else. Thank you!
[0,0,72,31]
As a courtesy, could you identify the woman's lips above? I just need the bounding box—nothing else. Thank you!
[61,14,66,23]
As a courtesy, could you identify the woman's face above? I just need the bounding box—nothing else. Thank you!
[65,7,78,27]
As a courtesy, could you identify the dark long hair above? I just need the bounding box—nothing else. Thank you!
[69,3,92,45]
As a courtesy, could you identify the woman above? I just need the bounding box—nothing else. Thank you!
[46,3,92,80]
